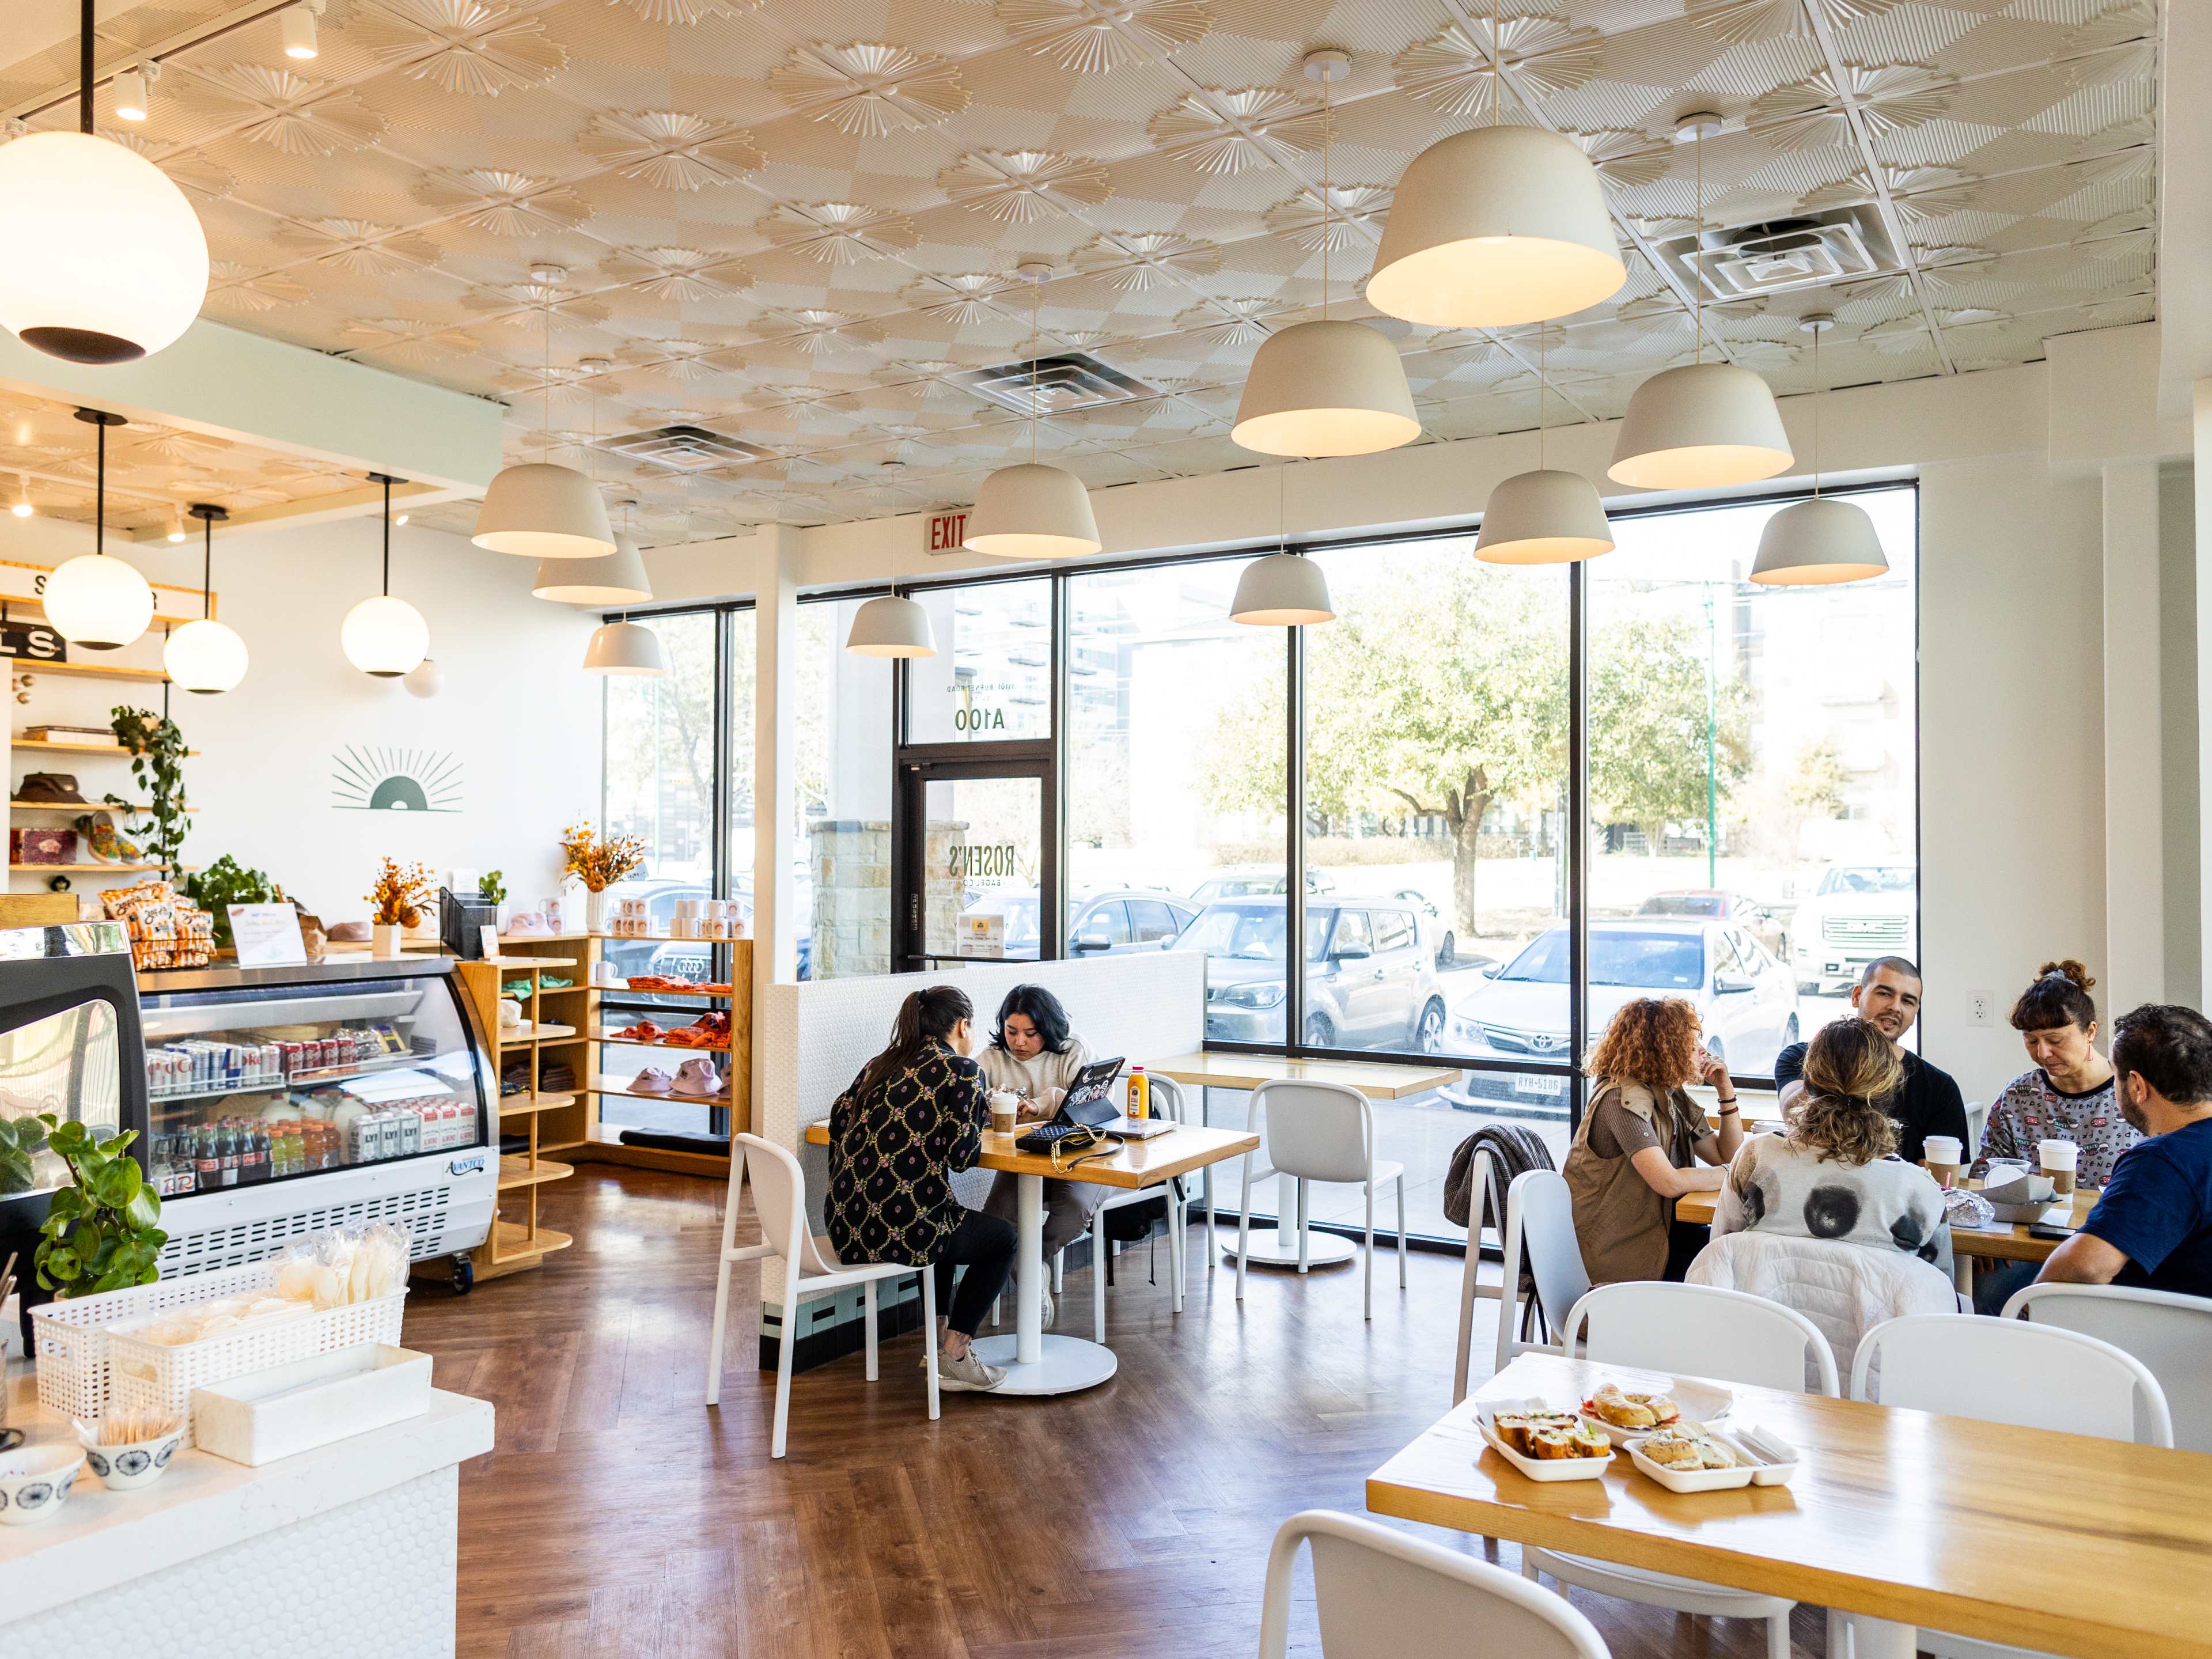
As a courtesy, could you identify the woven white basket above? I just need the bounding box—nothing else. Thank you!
[107,1287,407,1435]
[31,1262,279,1421]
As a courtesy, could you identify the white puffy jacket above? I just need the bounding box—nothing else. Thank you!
[1688,1230,1962,1387]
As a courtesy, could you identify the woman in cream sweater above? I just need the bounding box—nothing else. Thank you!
[978,984,1099,1325]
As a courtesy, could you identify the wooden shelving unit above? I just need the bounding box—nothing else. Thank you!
[9,658,168,683]
[12,738,198,757]
[10,860,180,873]
[9,736,196,900]
[582,936,752,1169]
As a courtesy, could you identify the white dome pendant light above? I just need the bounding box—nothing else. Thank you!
[44,408,153,649]
[848,461,937,658]
[1232,464,1335,627]
[0,2,207,364]
[343,473,429,677]
[1752,314,1887,586]
[163,503,247,693]
[1367,0,1623,329]
[535,379,649,604]
[472,270,615,559]
[1233,52,1419,459]
[1478,328,1612,563]
[583,493,666,676]
[1610,113,1791,490]
[964,265,1102,560]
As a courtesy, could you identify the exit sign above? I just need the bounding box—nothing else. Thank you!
[927,511,969,554]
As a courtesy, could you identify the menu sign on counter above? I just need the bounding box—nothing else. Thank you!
[229,903,308,968]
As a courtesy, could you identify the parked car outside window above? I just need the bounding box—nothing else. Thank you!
[1176,898,1446,1052]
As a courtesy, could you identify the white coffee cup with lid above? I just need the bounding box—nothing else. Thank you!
[2037,1137,2079,1195]
[1923,1134,1963,1187]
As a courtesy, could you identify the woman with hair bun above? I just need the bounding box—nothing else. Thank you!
[1713,1018,1950,1274]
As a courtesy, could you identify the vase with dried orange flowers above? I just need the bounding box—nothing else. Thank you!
[366,857,434,959]
[560,820,646,934]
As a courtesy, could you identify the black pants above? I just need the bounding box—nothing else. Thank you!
[932,1210,1017,1338]
[1663,1218,1710,1283]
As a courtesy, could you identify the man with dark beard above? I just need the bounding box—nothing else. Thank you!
[2039,1004,2212,1298]
[1774,957,1968,1166]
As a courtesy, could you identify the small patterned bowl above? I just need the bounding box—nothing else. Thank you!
[0,1445,85,1525]
[74,1422,186,1491]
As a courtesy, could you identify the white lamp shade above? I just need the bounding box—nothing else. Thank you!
[963,462,1101,560]
[1368,126,1625,329]
[1609,362,1793,490]
[0,132,207,365]
[1750,496,1889,586]
[403,657,444,698]
[162,618,248,693]
[584,619,666,676]
[471,462,616,559]
[1476,469,1615,564]
[846,593,937,658]
[1230,553,1334,626]
[341,593,429,677]
[44,552,154,649]
[1232,320,1421,459]
[532,534,651,604]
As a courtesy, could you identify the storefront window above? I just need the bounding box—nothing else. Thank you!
[601,611,719,915]
[903,578,1052,744]
[795,597,893,978]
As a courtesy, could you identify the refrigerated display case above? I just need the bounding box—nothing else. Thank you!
[135,957,495,1282]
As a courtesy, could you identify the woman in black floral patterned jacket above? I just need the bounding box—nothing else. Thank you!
[826,984,1016,1392]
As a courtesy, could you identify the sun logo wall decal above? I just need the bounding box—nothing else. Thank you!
[332,747,464,813]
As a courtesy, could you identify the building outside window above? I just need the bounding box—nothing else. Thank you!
[795,597,893,978]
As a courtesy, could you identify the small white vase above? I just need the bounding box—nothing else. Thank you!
[372,923,404,960]
[585,888,611,934]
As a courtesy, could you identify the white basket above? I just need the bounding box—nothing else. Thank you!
[31,1262,280,1422]
[107,1284,407,1435]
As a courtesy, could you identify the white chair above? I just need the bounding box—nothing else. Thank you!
[1077,1074,1193,1341]
[1963,1100,1988,1160]
[1688,1231,1960,1383]
[705,1132,939,1460]
[1235,1079,1406,1320]
[1493,1168,1591,1376]
[1452,1145,1507,1406]
[1259,1509,1613,1659]
[1522,1282,1840,1659]
[2003,1281,2212,1452]
[1848,1314,2173,1659]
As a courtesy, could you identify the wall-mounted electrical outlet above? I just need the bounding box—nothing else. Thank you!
[1967,991,1995,1028]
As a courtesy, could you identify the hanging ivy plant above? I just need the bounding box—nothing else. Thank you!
[109,706,190,881]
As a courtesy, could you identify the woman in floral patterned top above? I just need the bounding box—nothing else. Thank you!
[1971,960,2139,1312]
[825,985,1015,1391]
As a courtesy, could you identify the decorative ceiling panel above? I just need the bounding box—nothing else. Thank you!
[0,0,2157,527]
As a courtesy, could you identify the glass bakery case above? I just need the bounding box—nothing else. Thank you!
[137,961,489,1196]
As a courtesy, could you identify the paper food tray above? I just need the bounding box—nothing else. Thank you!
[1627,1423,1798,1493]
[1475,1397,1615,1482]
[1575,1372,1736,1446]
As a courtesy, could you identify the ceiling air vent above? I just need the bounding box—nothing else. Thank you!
[597,425,778,471]
[1658,207,1897,302]
[951,352,1156,416]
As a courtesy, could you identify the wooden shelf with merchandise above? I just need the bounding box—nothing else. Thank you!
[497,1091,577,1118]
[498,1154,574,1192]
[12,738,198,756]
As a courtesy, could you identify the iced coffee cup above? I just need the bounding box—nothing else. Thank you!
[1922,1135,1963,1189]
[2038,1138,2079,1196]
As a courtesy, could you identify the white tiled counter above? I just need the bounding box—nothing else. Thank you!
[0,1366,493,1658]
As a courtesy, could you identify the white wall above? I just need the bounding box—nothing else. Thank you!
[3,512,601,924]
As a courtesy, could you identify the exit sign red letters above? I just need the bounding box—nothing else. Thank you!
[928,512,968,553]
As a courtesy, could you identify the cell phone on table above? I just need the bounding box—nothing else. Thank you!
[2026,1224,2074,1241]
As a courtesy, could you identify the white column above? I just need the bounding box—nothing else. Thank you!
[2103,458,2163,1013]
[750,524,803,1032]
[2195,382,2212,999]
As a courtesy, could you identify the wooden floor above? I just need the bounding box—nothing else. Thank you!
[409,1167,1829,1658]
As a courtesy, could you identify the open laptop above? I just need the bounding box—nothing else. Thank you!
[1013,1056,1175,1151]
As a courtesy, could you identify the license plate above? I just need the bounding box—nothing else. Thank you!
[1514,1074,1566,1099]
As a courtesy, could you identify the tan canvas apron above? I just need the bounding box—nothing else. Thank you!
[1563,1079,1701,1286]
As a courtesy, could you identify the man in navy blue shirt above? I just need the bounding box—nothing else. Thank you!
[2039,1003,2212,1299]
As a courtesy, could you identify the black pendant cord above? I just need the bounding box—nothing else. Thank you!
[79,0,93,135]
[95,418,105,554]
[381,475,392,597]
[202,514,213,619]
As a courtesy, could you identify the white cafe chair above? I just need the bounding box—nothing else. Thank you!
[1452,1145,1508,1407]
[2003,1281,2212,1452]
[1492,1168,1591,1377]
[1520,1282,1840,1659]
[1847,1313,2173,1659]
[1235,1079,1406,1320]
[1259,1509,1614,1659]
[1963,1100,1988,1160]
[1073,1073,1191,1340]
[706,1132,940,1460]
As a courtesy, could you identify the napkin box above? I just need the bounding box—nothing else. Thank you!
[1980,1167,2059,1223]
[191,1343,431,1466]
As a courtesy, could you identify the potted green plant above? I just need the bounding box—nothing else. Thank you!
[185,854,283,952]
[0,1115,48,1196]
[479,869,508,930]
[109,705,190,882]
[33,1117,165,1298]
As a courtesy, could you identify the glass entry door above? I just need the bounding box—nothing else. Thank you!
[896,757,1055,972]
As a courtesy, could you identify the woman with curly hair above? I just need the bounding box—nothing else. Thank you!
[1564,997,1741,1284]
[1713,1018,1950,1275]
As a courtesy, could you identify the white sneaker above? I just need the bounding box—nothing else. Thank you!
[1039,1290,1054,1328]
[934,1349,1007,1391]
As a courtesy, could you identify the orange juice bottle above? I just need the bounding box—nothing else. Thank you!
[1128,1065,1149,1119]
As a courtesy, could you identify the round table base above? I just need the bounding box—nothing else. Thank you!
[1221,1228,1358,1268]
[968,1333,1119,1396]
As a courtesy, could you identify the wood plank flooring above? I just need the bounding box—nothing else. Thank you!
[407,1168,1831,1658]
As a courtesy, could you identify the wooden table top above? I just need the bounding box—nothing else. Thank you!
[1675,1179,2099,1261]
[1145,1050,1462,1100]
[1369,1353,2212,1659]
[801,1120,1258,1191]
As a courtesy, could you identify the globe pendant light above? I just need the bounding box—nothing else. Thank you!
[1233,53,1418,459]
[1367,0,1623,329]
[44,408,153,649]
[343,473,429,677]
[1232,465,1334,626]
[1752,314,1887,586]
[403,657,444,699]
[848,461,935,658]
[472,271,615,559]
[163,503,247,693]
[964,265,1101,560]
[0,1,207,364]
[1478,328,1612,563]
[1609,113,1791,490]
